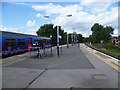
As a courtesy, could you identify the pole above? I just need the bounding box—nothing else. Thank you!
[67,33,69,48]
[74,33,75,45]
[78,41,79,48]
[51,40,52,57]
[61,44,62,54]
[50,35,52,57]
[43,45,46,57]
[72,33,73,46]
[57,26,60,56]
[75,34,77,44]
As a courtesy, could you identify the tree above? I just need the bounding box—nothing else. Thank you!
[102,26,114,42]
[36,24,54,37]
[54,26,67,45]
[68,33,72,44]
[36,24,67,46]
[77,34,83,43]
[91,23,114,43]
[91,23,104,43]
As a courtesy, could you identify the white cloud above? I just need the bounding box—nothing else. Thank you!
[27,20,36,27]
[81,0,119,14]
[0,25,24,33]
[113,29,118,36]
[11,2,33,6]
[36,13,42,18]
[13,2,118,37]
[32,3,83,16]
[0,25,38,35]
[50,3,118,37]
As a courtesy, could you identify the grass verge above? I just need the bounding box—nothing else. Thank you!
[91,43,120,59]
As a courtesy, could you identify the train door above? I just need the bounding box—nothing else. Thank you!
[43,39,46,47]
[38,40,43,48]
[28,38,32,50]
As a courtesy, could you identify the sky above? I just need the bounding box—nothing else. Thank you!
[0,0,119,37]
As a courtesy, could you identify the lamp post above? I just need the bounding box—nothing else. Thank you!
[44,14,72,56]
[57,26,60,56]
[59,35,62,54]
[50,35,52,57]
[74,33,75,44]
[66,15,72,48]
[77,36,80,48]
[75,34,77,44]
[72,28,75,46]
[74,32,77,45]
[71,33,73,46]
[67,33,69,48]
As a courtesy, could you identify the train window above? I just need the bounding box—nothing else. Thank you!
[38,40,43,46]
[11,39,16,46]
[34,40,38,43]
[5,39,11,46]
[5,38,16,46]
[47,40,51,44]
[18,39,25,46]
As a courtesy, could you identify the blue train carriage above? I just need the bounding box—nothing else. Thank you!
[0,31,2,57]
[42,37,52,48]
[32,36,52,48]
[0,31,51,57]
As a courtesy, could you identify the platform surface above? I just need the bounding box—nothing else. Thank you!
[2,44,119,89]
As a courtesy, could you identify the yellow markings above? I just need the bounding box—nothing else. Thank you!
[2,57,19,63]
[1,46,57,64]
[1,53,32,64]
[93,53,120,72]
[82,44,120,72]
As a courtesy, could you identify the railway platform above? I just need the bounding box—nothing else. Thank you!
[2,44,119,90]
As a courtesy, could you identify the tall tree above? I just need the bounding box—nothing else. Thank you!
[91,23,104,43]
[91,23,114,43]
[102,26,114,42]
[36,24,54,37]
[36,24,67,46]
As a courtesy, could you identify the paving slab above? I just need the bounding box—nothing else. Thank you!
[2,45,119,89]
[0,64,2,90]
[6,46,94,69]
[27,69,118,88]
[2,67,45,88]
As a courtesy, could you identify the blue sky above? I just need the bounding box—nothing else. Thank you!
[1,1,119,37]
[2,2,80,28]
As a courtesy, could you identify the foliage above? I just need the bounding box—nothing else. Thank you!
[36,24,67,46]
[77,34,83,43]
[68,33,84,43]
[36,24,84,46]
[90,23,114,43]
[36,24,54,37]
[92,43,120,59]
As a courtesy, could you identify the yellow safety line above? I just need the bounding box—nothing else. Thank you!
[1,53,32,64]
[82,45,120,72]
[1,47,56,64]
[93,53,120,72]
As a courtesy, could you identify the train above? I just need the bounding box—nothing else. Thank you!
[0,31,52,57]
